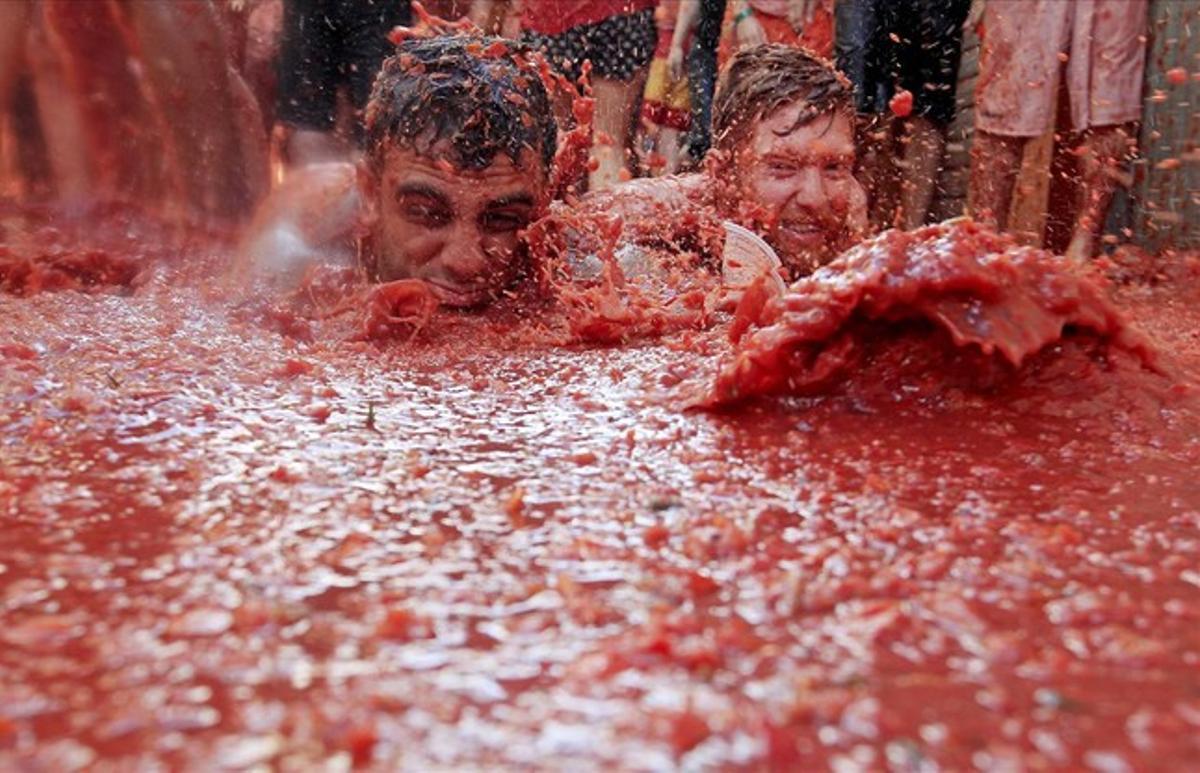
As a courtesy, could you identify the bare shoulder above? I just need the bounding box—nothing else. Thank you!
[234,162,362,287]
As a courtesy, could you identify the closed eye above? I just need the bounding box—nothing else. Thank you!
[479,209,532,234]
[402,202,452,228]
[394,184,454,229]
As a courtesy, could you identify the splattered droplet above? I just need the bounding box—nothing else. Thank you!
[889,89,914,118]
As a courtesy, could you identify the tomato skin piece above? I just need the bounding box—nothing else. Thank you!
[643,524,670,547]
[276,358,314,378]
[573,96,596,125]
[889,89,914,118]
[668,710,711,756]
[342,724,377,768]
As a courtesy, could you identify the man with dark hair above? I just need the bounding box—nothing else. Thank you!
[556,43,866,282]
[238,33,558,308]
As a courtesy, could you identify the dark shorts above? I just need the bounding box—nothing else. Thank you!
[523,9,657,84]
[835,0,970,126]
[277,0,411,139]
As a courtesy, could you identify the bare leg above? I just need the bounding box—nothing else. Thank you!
[967,130,1026,231]
[1064,124,1136,262]
[590,75,644,190]
[1043,71,1078,252]
[468,0,511,33]
[658,126,681,175]
[897,116,946,230]
[27,23,91,203]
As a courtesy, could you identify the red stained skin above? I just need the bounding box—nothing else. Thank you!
[728,106,867,277]
[1,204,1200,769]
[539,100,868,298]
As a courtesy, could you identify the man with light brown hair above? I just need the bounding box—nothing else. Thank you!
[552,43,868,283]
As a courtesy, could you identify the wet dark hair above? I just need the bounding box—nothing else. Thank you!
[712,44,853,153]
[365,35,557,174]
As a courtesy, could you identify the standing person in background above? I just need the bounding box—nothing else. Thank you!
[277,0,412,167]
[237,0,284,134]
[2,0,269,218]
[836,0,970,231]
[497,0,657,191]
[719,0,834,67]
[680,0,726,168]
[968,0,1148,261]
[641,0,694,175]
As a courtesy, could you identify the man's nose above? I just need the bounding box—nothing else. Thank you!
[788,167,827,208]
[442,225,492,282]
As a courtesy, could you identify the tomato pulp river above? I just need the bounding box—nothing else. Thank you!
[2,205,1200,770]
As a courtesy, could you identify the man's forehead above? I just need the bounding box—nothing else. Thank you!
[750,103,855,156]
[381,146,548,192]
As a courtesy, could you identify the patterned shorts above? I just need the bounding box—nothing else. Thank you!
[523,9,658,84]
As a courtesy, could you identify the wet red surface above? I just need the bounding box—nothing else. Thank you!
[2,205,1200,770]
[697,222,1159,407]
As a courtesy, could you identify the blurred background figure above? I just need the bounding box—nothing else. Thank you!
[0,1,39,199]
[679,0,726,169]
[0,0,268,221]
[239,0,285,135]
[719,0,834,66]
[639,0,695,176]
[836,0,971,231]
[968,0,1148,261]
[276,0,412,167]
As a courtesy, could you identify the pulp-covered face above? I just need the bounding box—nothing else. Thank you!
[362,147,549,308]
[735,103,867,277]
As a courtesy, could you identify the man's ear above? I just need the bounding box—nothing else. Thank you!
[356,159,379,221]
